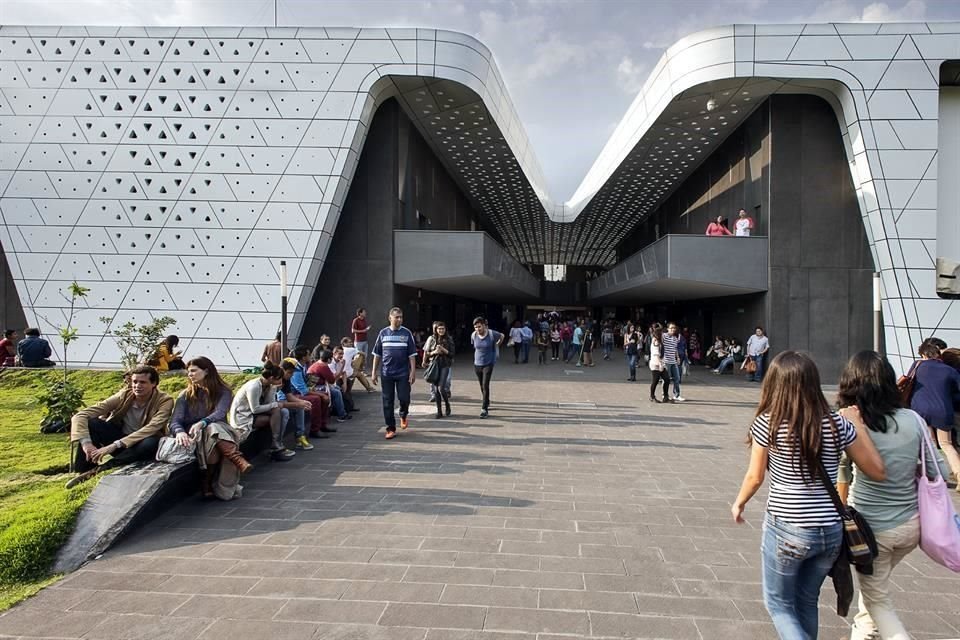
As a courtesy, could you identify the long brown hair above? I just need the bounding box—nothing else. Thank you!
[753,351,831,482]
[185,356,229,413]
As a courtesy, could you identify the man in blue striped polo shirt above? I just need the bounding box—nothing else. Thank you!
[371,307,418,440]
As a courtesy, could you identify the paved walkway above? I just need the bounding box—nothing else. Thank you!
[3,358,960,640]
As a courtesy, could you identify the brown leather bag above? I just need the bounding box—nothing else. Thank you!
[744,357,757,374]
[896,361,921,406]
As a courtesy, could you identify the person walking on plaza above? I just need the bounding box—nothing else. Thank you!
[626,329,640,381]
[536,330,549,365]
[836,351,950,640]
[648,323,670,403]
[550,323,561,361]
[470,316,503,418]
[909,340,960,487]
[746,326,769,382]
[731,351,885,640]
[520,321,534,364]
[351,307,371,371]
[560,321,573,363]
[371,307,418,440]
[423,321,454,418]
[601,322,614,360]
[509,320,523,364]
[662,323,684,401]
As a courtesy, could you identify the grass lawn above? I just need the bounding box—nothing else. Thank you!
[0,368,253,611]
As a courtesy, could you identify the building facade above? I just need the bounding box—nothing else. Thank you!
[0,23,958,372]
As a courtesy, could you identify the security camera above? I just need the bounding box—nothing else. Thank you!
[706,97,718,112]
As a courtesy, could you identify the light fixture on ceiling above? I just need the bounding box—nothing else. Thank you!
[706,96,718,112]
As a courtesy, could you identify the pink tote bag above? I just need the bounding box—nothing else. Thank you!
[916,414,960,572]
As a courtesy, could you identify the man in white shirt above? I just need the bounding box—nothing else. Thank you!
[735,208,754,236]
[745,326,770,382]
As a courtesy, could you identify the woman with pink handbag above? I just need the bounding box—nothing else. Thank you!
[836,351,951,640]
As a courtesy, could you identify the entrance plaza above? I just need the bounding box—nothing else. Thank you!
[2,364,959,640]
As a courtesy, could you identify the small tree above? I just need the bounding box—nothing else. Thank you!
[99,315,177,371]
[38,282,89,432]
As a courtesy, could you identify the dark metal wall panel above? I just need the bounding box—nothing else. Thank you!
[0,244,27,332]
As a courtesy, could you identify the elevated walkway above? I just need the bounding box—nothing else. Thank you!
[587,235,768,303]
[394,230,540,302]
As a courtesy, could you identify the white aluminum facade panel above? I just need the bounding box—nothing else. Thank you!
[0,23,957,372]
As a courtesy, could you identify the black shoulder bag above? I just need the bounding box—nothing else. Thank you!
[819,415,879,616]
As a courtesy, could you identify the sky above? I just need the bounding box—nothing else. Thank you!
[3,0,960,200]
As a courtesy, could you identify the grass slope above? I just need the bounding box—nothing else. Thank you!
[0,368,253,611]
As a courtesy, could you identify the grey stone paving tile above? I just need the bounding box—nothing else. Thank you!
[171,594,286,620]
[203,543,294,560]
[462,528,541,542]
[196,619,318,640]
[540,557,624,575]
[378,603,487,630]
[247,577,348,599]
[68,590,191,615]
[224,559,324,578]
[582,573,680,596]
[371,549,459,567]
[313,562,409,582]
[288,546,377,563]
[536,589,639,614]
[276,599,386,624]
[634,594,742,619]
[56,570,174,592]
[483,607,589,635]
[0,608,103,637]
[313,623,427,640]
[588,612,701,639]
[340,581,444,603]
[402,566,496,586]
[439,585,539,609]
[83,614,213,640]
[341,534,425,549]
[490,573,581,592]
[420,537,502,554]
[622,559,715,580]
[455,552,539,571]
[17,586,96,611]
[424,631,533,640]
[694,619,778,640]
[498,541,580,557]
[160,575,261,595]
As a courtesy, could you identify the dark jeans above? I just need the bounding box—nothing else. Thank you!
[381,375,410,431]
[551,342,560,359]
[650,369,670,400]
[71,418,160,473]
[521,341,531,363]
[750,353,766,381]
[512,343,522,363]
[474,364,494,410]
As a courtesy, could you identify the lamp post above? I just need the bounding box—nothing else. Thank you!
[873,272,882,354]
[280,260,288,356]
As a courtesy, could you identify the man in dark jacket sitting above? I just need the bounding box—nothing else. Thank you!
[66,365,174,487]
[17,328,55,368]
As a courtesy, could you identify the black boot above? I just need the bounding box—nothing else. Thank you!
[444,397,451,416]
[436,397,443,419]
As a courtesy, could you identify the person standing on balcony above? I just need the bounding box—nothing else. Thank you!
[735,208,755,236]
[706,215,732,236]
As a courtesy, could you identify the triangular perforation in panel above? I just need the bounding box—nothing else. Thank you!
[193,228,247,256]
[63,61,117,89]
[149,144,204,172]
[119,200,175,227]
[132,172,189,199]
[106,144,161,171]
[62,143,114,171]
[152,61,205,89]
[126,117,175,144]
[20,143,72,170]
[78,116,127,144]
[0,36,43,60]
[135,89,190,117]
[204,201,264,229]
[48,170,98,199]
[211,38,261,62]
[93,172,146,199]
[48,89,104,116]
[48,253,103,282]
[4,87,56,114]
[103,61,157,89]
[196,62,249,91]
[254,117,308,147]
[253,38,309,62]
[197,146,252,174]
[78,199,130,226]
[119,36,172,62]
[210,118,267,146]
[181,90,232,118]
[170,200,219,226]
[106,226,165,254]
[77,37,131,61]
[160,117,217,146]
[225,90,284,117]
[33,116,87,143]
[182,173,239,200]
[239,63,295,91]
[15,61,68,88]
[34,37,82,61]
[167,37,221,62]
[94,89,147,115]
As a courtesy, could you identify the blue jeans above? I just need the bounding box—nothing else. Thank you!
[562,339,572,361]
[666,363,682,397]
[762,514,842,640]
[521,340,531,363]
[380,375,410,431]
[329,384,347,417]
[287,407,306,437]
[627,354,637,379]
[602,340,613,357]
[716,355,735,372]
[278,408,291,449]
[750,352,766,381]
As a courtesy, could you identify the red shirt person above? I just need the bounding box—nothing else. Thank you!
[705,215,732,236]
[351,307,371,369]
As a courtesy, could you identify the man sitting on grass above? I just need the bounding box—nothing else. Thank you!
[67,365,174,488]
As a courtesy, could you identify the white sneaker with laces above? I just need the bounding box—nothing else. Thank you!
[674,396,686,402]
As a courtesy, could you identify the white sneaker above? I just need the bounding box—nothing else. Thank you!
[674,396,686,402]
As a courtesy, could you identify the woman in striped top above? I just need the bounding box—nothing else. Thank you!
[732,351,885,640]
